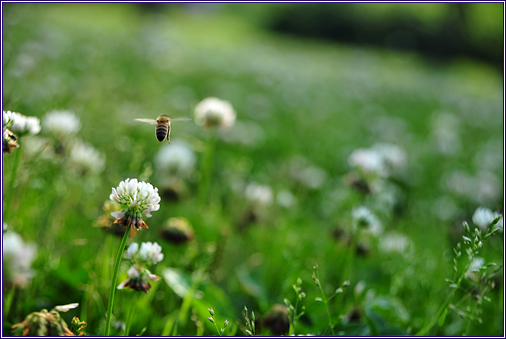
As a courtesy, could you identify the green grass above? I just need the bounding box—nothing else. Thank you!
[2,3,503,336]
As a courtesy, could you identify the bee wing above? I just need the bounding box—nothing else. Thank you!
[168,117,192,122]
[134,118,158,125]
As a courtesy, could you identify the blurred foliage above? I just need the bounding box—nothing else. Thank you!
[221,3,504,71]
[2,3,503,337]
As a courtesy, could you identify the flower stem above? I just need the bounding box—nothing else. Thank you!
[198,132,216,206]
[105,225,131,336]
[3,147,22,221]
[316,270,335,336]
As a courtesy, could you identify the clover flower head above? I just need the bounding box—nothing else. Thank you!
[276,190,297,208]
[194,97,236,130]
[160,217,195,244]
[69,139,106,174]
[9,112,41,136]
[109,178,161,230]
[155,140,196,179]
[3,110,14,127]
[3,231,37,287]
[472,207,503,231]
[245,182,273,206]
[139,242,164,265]
[371,143,407,171]
[117,265,161,293]
[352,206,383,236]
[42,110,81,139]
[126,242,139,261]
[379,232,413,254]
[348,148,388,178]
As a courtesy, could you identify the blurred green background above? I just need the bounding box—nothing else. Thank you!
[2,3,503,336]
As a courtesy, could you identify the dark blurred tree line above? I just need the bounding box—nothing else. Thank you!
[139,3,503,71]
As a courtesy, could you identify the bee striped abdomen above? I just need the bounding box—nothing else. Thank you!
[156,125,168,142]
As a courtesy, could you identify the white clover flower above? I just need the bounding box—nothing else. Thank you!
[126,242,139,260]
[3,231,37,287]
[69,139,105,174]
[465,257,485,280]
[155,140,196,179]
[3,110,13,126]
[110,178,161,230]
[289,156,327,189]
[245,182,273,206]
[42,110,81,139]
[138,242,164,265]
[194,97,236,130]
[348,148,388,178]
[276,189,297,208]
[379,232,413,254]
[472,207,503,232]
[352,206,383,236]
[431,112,461,155]
[371,143,407,172]
[9,112,41,136]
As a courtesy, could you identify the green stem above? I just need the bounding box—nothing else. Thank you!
[4,147,22,221]
[316,270,335,336]
[124,292,137,336]
[198,132,216,206]
[105,225,131,336]
[212,318,222,336]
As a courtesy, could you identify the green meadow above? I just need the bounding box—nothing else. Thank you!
[2,3,503,336]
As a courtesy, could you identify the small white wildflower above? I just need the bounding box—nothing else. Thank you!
[352,206,383,236]
[245,182,273,206]
[42,110,81,139]
[276,190,297,208]
[138,242,164,265]
[9,112,41,136]
[472,207,503,232]
[379,232,413,254]
[431,112,461,155]
[3,231,37,287]
[117,265,161,293]
[126,242,139,260]
[371,143,407,171]
[110,178,161,230]
[348,148,388,178]
[465,257,485,280]
[194,97,236,130]
[3,110,13,126]
[69,139,105,174]
[289,156,327,189]
[155,140,196,179]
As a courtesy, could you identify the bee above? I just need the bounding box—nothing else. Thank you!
[135,114,191,144]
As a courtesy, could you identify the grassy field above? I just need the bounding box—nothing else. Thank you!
[2,3,503,336]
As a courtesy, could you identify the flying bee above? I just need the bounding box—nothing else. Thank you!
[135,114,191,144]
